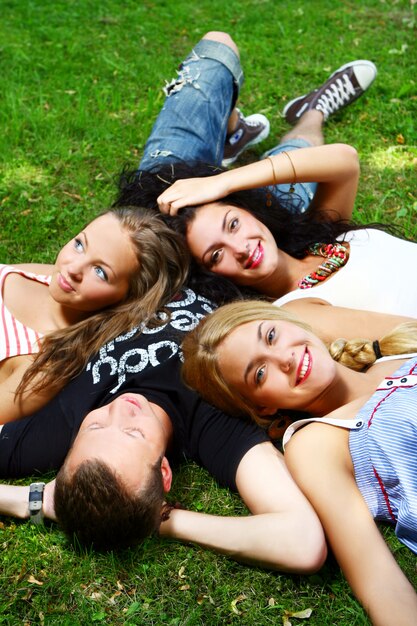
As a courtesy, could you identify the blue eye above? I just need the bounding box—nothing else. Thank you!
[74,238,84,252]
[95,266,108,281]
[267,327,275,344]
[255,365,266,385]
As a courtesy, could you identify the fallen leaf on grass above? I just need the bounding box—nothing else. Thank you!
[231,593,247,615]
[197,594,214,605]
[62,191,82,201]
[388,44,408,55]
[90,592,102,600]
[109,590,122,604]
[283,607,313,626]
[27,575,43,586]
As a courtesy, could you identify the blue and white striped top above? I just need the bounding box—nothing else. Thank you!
[283,356,417,554]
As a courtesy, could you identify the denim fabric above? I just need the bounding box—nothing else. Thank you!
[139,39,242,171]
[262,139,317,212]
[139,38,315,212]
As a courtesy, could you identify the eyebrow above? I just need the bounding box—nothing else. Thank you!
[243,322,264,384]
[201,209,231,265]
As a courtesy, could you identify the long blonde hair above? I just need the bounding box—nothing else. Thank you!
[182,300,417,423]
[329,321,417,370]
[18,207,189,398]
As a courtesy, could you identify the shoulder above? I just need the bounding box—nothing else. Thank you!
[12,263,54,274]
[286,420,342,455]
[281,297,330,311]
[285,420,350,482]
[281,298,331,326]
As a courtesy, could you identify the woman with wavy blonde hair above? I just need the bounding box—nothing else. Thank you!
[1,206,188,423]
[182,300,417,421]
[181,300,417,625]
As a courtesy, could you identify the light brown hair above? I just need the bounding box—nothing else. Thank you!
[18,207,189,399]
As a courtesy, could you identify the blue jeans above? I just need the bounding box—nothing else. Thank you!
[139,39,317,212]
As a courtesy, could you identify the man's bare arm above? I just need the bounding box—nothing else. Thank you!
[160,442,326,573]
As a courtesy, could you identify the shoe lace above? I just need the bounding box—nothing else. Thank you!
[236,109,263,130]
[316,74,356,118]
[243,117,262,128]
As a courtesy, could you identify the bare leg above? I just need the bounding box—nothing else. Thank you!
[280,110,324,147]
[227,108,240,134]
[202,31,240,57]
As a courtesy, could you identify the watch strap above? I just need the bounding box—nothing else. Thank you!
[29,482,45,525]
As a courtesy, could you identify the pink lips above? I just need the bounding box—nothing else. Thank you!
[295,348,312,385]
[57,273,75,293]
[245,242,264,269]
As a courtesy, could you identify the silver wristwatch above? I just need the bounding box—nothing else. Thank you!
[29,482,45,525]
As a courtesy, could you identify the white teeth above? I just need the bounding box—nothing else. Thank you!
[299,352,309,381]
[251,246,260,264]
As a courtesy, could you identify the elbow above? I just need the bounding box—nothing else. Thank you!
[339,143,360,177]
[266,516,328,574]
[294,522,328,574]
[297,537,328,574]
[292,509,328,574]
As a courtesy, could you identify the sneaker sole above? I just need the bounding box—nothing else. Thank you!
[222,118,271,167]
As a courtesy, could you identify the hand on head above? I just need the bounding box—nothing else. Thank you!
[157,174,230,215]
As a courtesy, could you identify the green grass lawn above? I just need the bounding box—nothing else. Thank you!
[0,0,416,624]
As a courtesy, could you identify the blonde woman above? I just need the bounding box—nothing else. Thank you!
[181,300,417,626]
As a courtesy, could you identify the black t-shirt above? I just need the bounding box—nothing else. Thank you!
[0,289,268,490]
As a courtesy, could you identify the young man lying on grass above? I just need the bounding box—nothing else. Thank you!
[0,287,325,573]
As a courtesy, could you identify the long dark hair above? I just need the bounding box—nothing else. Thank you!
[114,162,397,300]
[115,164,258,303]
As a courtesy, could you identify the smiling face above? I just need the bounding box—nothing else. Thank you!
[186,203,279,289]
[65,393,172,493]
[217,319,338,416]
[49,213,139,312]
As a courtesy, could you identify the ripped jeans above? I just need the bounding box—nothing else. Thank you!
[138,39,316,211]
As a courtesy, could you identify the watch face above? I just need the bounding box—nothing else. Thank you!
[29,483,45,517]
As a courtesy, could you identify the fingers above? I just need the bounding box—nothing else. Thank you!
[157,193,180,216]
[157,175,223,215]
[157,180,187,215]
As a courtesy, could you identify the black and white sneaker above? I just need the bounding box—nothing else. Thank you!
[283,60,377,124]
[222,108,270,166]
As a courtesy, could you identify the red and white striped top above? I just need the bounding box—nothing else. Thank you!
[0,264,51,362]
